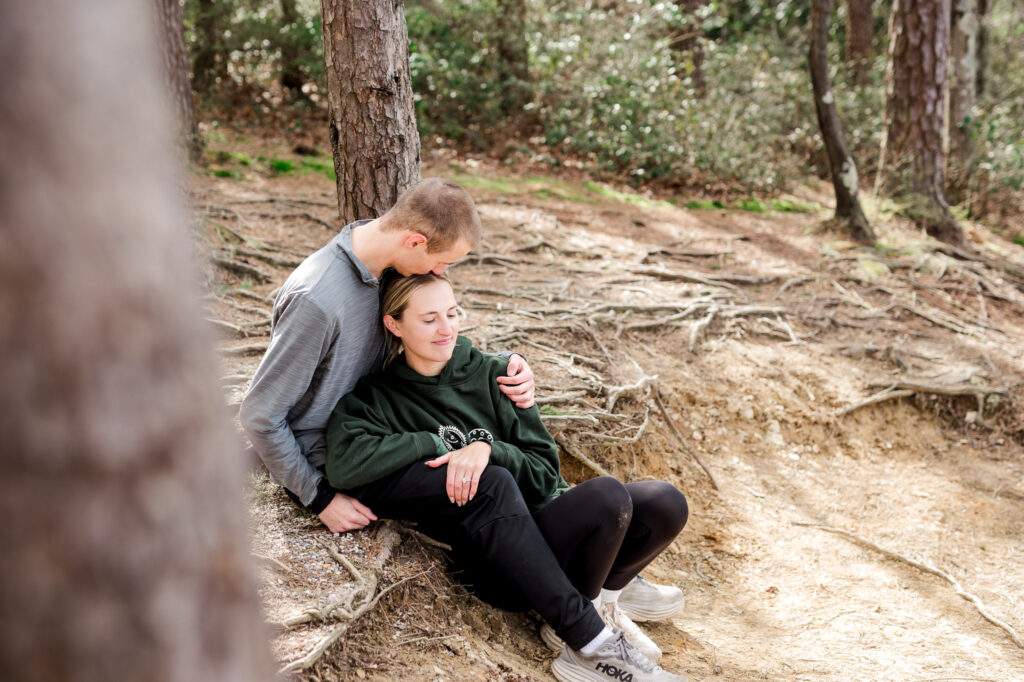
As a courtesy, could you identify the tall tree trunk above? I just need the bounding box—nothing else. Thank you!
[494,0,532,117]
[280,0,306,96]
[321,0,421,223]
[811,0,875,243]
[154,0,202,161]
[845,0,874,84]
[975,0,987,98]
[670,0,706,94]
[0,1,272,680]
[875,0,963,244]
[192,0,229,94]
[947,0,979,204]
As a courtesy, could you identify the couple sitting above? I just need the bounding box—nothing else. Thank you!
[324,272,690,682]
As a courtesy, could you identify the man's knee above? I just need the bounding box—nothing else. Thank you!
[472,466,526,513]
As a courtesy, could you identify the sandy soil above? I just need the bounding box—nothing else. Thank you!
[196,138,1024,682]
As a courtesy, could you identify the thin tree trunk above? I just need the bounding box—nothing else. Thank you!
[154,0,202,160]
[192,0,229,93]
[845,0,874,83]
[494,0,532,117]
[975,0,987,98]
[280,0,306,95]
[947,0,979,203]
[811,0,875,243]
[876,0,963,244]
[321,0,421,223]
[0,1,272,680]
[670,0,706,94]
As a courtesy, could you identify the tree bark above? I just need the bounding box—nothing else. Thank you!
[876,0,963,244]
[154,0,202,161]
[845,0,874,83]
[975,0,987,98]
[321,0,421,224]
[0,2,272,680]
[947,0,979,203]
[670,0,706,94]
[811,0,875,243]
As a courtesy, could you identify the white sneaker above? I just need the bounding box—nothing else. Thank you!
[540,604,661,663]
[618,575,685,622]
[551,628,687,682]
[599,601,662,662]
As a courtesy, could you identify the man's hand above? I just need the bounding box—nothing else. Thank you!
[496,353,535,408]
[426,440,492,506]
[318,492,377,534]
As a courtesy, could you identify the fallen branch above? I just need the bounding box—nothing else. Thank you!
[835,387,915,416]
[794,523,1024,650]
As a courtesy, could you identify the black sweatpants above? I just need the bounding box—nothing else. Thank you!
[455,476,688,605]
[341,460,606,650]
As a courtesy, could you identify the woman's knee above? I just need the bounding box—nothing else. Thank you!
[584,476,633,530]
[633,481,689,533]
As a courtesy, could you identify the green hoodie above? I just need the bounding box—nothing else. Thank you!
[325,336,569,511]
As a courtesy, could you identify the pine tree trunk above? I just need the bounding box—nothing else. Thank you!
[154,0,202,161]
[0,1,272,680]
[876,0,964,244]
[845,0,874,83]
[947,0,979,204]
[975,0,988,97]
[321,0,421,223]
[811,0,875,243]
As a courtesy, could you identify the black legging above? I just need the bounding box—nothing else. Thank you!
[453,476,688,607]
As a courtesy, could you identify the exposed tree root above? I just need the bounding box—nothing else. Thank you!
[795,523,1024,650]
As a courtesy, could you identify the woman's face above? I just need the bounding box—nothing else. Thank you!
[384,279,459,375]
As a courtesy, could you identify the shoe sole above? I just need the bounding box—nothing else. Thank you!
[551,656,607,682]
[618,601,684,623]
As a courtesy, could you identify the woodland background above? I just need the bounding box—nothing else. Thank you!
[3,1,1024,681]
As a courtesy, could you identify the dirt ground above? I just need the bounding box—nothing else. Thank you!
[195,136,1024,682]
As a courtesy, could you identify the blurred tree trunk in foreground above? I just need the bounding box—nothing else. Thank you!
[810,0,874,243]
[947,0,980,204]
[155,0,202,160]
[0,1,272,680]
[321,0,421,223]
[975,0,988,97]
[670,0,706,94]
[844,0,874,83]
[876,0,964,244]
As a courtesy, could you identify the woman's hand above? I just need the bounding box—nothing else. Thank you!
[426,440,492,505]
[497,353,535,408]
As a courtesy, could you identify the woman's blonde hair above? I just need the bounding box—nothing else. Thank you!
[381,273,453,368]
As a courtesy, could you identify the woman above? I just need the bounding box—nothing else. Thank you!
[326,273,689,682]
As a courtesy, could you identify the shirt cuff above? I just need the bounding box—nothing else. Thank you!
[307,477,337,515]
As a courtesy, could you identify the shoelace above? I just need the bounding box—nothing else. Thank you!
[605,632,656,673]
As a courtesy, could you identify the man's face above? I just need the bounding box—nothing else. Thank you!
[394,235,473,276]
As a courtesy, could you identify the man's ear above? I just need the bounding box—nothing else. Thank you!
[383,314,402,337]
[402,232,428,249]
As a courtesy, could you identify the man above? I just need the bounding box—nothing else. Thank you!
[240,178,536,533]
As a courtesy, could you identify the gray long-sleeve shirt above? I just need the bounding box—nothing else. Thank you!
[239,221,386,507]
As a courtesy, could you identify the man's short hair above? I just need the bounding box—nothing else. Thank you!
[383,178,481,253]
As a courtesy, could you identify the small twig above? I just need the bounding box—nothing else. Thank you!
[219,342,268,356]
[211,254,273,283]
[795,523,1024,650]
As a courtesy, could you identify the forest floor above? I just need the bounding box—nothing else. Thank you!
[194,131,1024,682]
